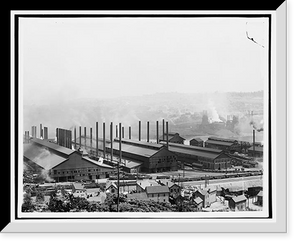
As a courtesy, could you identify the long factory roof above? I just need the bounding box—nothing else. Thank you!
[31,138,75,156]
[112,141,164,158]
[167,145,228,160]
[24,142,68,170]
[114,138,164,150]
[160,141,223,153]
[205,139,235,146]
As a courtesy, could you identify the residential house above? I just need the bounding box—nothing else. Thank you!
[72,183,86,198]
[157,179,181,198]
[191,197,203,211]
[145,185,170,203]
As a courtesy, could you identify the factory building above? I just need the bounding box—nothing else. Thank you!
[159,132,185,144]
[111,139,178,173]
[205,137,241,152]
[23,138,114,182]
[160,142,231,170]
[189,138,204,147]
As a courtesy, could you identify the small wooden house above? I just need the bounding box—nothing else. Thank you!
[228,195,247,211]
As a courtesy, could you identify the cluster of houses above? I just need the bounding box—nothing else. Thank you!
[33,176,263,212]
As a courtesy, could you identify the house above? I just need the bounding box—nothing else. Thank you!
[72,183,86,198]
[157,179,181,198]
[191,197,203,211]
[145,185,170,203]
[190,138,204,147]
[256,190,263,206]
[228,195,247,211]
[106,182,118,195]
[136,180,160,193]
[193,187,217,208]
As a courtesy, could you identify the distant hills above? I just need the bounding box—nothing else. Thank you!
[23,91,264,140]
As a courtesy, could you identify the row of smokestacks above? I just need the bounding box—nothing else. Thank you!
[26,124,48,140]
[73,119,170,157]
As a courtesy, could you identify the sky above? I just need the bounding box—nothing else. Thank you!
[20,16,268,105]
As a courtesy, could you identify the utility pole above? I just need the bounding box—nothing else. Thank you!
[117,122,122,212]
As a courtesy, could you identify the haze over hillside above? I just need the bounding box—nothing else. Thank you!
[24,91,264,141]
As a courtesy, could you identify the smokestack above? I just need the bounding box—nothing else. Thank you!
[122,126,124,138]
[116,125,118,138]
[74,127,77,149]
[147,121,149,142]
[79,126,82,147]
[253,129,256,156]
[96,122,98,157]
[103,122,106,158]
[34,126,37,139]
[40,124,43,138]
[44,127,48,140]
[162,119,165,141]
[110,122,113,161]
[31,126,34,138]
[156,121,159,144]
[84,127,86,148]
[119,123,122,163]
[129,126,131,139]
[90,127,92,149]
[166,121,169,150]
[139,121,141,141]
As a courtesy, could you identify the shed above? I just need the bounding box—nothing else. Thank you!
[228,195,247,211]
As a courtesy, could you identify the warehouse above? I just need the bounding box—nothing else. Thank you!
[110,139,178,173]
[23,138,114,182]
[160,142,231,170]
[159,132,185,144]
[205,137,241,152]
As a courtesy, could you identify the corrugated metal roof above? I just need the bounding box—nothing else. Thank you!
[32,138,75,156]
[24,143,67,170]
[146,185,169,194]
[205,139,235,146]
[168,146,225,160]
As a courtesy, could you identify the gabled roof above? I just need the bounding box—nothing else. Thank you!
[194,189,208,196]
[137,180,159,190]
[190,138,204,142]
[32,138,75,156]
[72,183,85,190]
[257,190,263,197]
[145,185,169,194]
[158,179,179,188]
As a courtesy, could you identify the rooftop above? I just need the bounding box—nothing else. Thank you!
[205,139,235,147]
[114,138,163,150]
[168,145,227,160]
[82,156,114,169]
[145,185,170,194]
[160,141,223,153]
[190,138,204,142]
[32,138,75,156]
[193,197,203,204]
[24,142,67,170]
[137,180,160,190]
[231,195,247,203]
[72,183,85,190]
[208,137,237,143]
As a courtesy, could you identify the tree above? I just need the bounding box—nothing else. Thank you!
[22,192,34,212]
[36,190,45,203]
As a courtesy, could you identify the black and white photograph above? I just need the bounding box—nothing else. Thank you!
[5,5,287,233]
